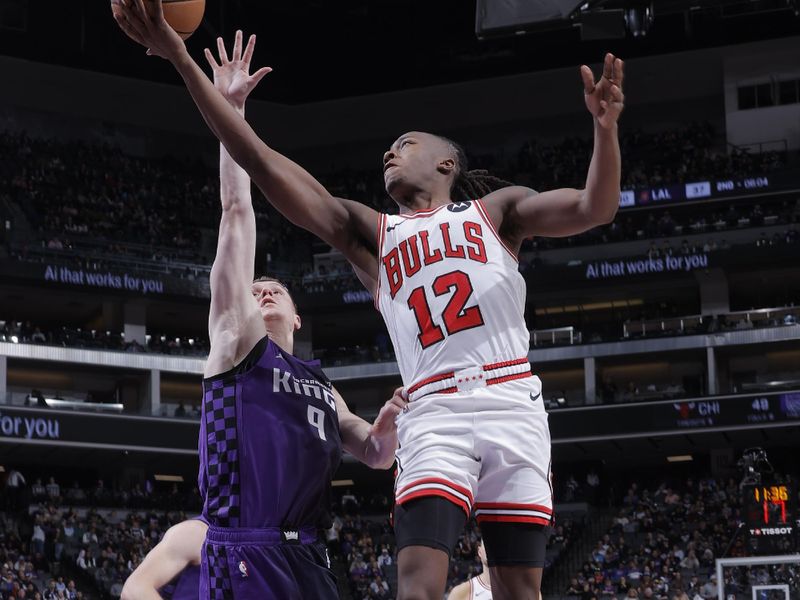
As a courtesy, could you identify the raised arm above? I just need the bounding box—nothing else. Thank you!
[334,387,407,470]
[120,519,206,600]
[205,32,269,377]
[112,1,380,284]
[482,53,624,250]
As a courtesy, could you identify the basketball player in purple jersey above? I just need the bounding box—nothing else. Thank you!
[117,30,406,599]
[121,518,205,600]
[115,4,622,599]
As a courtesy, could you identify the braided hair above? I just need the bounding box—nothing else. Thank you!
[439,135,515,202]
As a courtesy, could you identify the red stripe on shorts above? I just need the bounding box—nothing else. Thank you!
[396,489,470,517]
[484,371,532,386]
[483,357,530,371]
[396,477,474,504]
[475,515,551,526]
[473,502,553,515]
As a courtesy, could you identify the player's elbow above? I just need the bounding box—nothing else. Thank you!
[120,575,150,600]
[581,189,618,226]
[595,206,618,225]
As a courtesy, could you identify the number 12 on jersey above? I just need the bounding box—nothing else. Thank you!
[407,270,485,349]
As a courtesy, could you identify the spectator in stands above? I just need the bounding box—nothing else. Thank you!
[45,477,60,502]
[369,575,390,598]
[699,574,717,599]
[30,479,46,501]
[680,550,700,571]
[565,474,580,502]
[5,468,26,510]
[600,375,618,404]
[377,547,392,570]
[30,517,46,555]
[566,578,582,596]
[81,526,98,546]
[621,381,639,403]
[587,470,601,503]
[76,548,96,570]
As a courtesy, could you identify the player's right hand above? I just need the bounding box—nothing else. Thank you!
[372,387,408,436]
[204,31,272,112]
[112,0,185,61]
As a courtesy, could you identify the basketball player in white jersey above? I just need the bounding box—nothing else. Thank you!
[447,541,493,600]
[114,5,624,598]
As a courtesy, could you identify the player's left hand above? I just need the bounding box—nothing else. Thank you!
[204,30,272,112]
[111,0,185,61]
[370,387,408,438]
[581,53,625,129]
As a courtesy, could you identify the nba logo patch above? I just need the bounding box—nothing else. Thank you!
[238,561,248,578]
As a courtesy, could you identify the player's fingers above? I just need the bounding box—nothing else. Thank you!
[115,13,146,46]
[602,52,614,80]
[232,29,243,62]
[615,57,625,89]
[242,34,257,68]
[116,6,149,44]
[610,84,624,103]
[580,65,595,95]
[217,36,229,64]
[133,0,151,27]
[204,48,220,70]
[393,396,409,409]
[384,404,404,418]
[250,66,272,86]
[119,0,146,29]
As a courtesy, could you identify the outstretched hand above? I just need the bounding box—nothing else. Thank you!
[580,53,625,129]
[204,31,272,111]
[370,387,408,440]
[111,0,185,61]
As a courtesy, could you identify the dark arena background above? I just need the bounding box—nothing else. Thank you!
[0,0,799,598]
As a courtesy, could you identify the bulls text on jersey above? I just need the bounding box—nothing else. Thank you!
[382,220,488,298]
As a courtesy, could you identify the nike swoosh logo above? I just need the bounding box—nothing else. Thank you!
[530,392,541,401]
[386,225,397,232]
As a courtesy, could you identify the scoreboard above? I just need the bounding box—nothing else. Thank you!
[743,484,797,554]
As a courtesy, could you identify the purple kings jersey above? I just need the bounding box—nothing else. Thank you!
[199,337,342,530]
[159,565,200,600]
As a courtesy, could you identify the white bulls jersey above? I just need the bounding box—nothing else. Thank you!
[376,199,529,388]
[469,575,493,600]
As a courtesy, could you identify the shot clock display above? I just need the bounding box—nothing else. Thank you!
[743,483,797,554]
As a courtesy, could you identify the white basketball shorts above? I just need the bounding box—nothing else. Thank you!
[393,374,553,526]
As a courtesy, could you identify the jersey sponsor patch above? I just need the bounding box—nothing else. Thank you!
[447,201,472,212]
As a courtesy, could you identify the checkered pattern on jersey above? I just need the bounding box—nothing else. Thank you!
[203,377,241,528]
[205,543,234,600]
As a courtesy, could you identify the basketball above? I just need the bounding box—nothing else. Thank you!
[161,0,205,40]
[111,0,205,40]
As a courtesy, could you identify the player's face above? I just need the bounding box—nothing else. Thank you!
[251,281,300,332]
[383,131,455,201]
